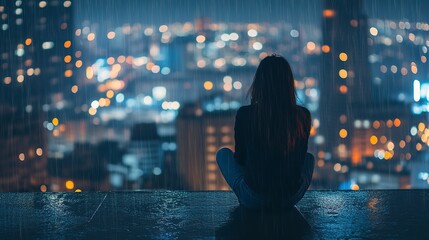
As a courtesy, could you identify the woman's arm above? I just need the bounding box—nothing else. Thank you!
[233,107,246,166]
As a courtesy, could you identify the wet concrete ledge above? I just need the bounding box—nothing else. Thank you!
[0,190,428,239]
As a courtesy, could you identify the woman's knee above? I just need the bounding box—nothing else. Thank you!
[216,147,233,162]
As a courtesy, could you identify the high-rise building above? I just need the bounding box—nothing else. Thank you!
[176,102,235,190]
[319,0,373,162]
[0,0,74,191]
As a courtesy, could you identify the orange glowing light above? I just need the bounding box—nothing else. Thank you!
[75,60,82,68]
[52,117,59,126]
[64,40,71,48]
[393,118,401,127]
[64,69,73,77]
[339,129,348,138]
[339,85,348,94]
[373,120,380,129]
[25,38,32,46]
[339,69,348,79]
[106,90,114,98]
[339,52,348,61]
[204,81,213,90]
[310,126,316,136]
[370,136,378,145]
[386,119,393,128]
[64,55,72,63]
[71,85,78,93]
[323,9,335,18]
[65,180,74,190]
[321,45,330,53]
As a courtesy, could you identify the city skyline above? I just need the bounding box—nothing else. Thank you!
[0,0,428,192]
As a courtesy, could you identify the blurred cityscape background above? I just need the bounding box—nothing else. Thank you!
[0,0,428,192]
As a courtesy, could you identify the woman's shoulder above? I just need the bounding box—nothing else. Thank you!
[237,104,255,114]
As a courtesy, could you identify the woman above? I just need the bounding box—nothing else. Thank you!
[216,55,314,209]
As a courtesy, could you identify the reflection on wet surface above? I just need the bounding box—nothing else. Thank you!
[0,190,429,239]
[216,206,312,239]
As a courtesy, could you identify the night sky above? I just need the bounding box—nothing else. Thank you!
[75,0,429,26]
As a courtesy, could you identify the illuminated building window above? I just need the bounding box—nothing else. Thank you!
[207,163,217,171]
[206,126,215,134]
[207,145,217,153]
[221,126,231,133]
[221,136,231,143]
[206,136,216,143]
[207,173,217,181]
[207,154,216,162]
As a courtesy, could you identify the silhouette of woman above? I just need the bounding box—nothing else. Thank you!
[216,55,314,209]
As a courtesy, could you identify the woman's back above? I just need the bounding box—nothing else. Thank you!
[234,104,312,201]
[216,55,314,209]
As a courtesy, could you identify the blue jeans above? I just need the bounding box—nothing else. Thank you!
[216,147,315,209]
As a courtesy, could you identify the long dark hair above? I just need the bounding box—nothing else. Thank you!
[247,55,307,153]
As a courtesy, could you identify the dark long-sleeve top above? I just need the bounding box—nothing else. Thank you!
[233,104,312,200]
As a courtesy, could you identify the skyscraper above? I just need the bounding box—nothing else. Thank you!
[176,102,234,190]
[319,0,373,162]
